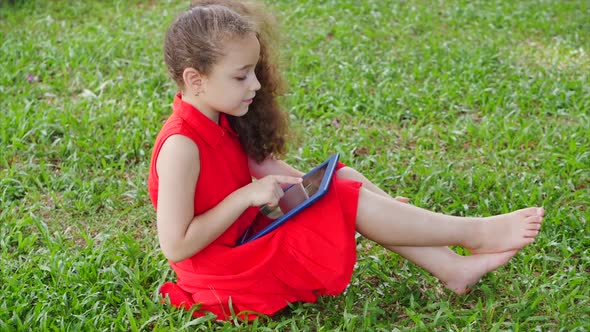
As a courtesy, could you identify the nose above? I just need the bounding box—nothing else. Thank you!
[252,74,261,91]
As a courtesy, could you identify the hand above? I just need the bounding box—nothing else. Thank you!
[242,175,303,208]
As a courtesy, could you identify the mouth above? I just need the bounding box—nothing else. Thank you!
[243,98,254,104]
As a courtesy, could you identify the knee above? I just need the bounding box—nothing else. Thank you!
[337,166,361,180]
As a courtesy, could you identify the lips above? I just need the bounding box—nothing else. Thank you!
[243,97,255,104]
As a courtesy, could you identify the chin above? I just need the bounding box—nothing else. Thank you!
[235,107,249,117]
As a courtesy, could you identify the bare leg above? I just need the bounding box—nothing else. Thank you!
[355,188,542,251]
[337,167,543,293]
[337,166,543,252]
[382,244,518,294]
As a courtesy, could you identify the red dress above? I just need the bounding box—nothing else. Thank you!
[148,94,362,320]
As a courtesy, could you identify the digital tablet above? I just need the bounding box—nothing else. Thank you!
[237,153,340,245]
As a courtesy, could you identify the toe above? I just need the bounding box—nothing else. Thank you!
[525,215,542,224]
[519,238,535,247]
[527,223,541,231]
[518,207,539,217]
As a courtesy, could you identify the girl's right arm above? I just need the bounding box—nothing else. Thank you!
[155,135,301,262]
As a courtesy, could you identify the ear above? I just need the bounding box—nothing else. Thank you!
[182,67,205,95]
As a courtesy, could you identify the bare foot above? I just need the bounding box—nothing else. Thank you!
[443,250,518,294]
[466,207,544,254]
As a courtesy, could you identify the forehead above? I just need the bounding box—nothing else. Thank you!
[217,33,260,70]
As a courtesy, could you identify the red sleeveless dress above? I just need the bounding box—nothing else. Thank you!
[148,94,362,320]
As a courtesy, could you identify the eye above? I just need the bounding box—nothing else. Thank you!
[235,76,247,81]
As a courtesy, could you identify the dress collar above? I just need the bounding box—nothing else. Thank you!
[172,93,238,148]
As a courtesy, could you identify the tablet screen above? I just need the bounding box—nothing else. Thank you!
[301,164,326,197]
[239,153,339,245]
[262,163,328,219]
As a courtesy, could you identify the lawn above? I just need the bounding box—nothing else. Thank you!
[1,0,588,330]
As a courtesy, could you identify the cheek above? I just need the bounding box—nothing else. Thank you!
[212,84,242,106]
[226,84,245,99]
[207,80,244,104]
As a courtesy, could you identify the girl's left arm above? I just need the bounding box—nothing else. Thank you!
[248,157,304,179]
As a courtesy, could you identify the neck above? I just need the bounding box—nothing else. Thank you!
[180,93,219,124]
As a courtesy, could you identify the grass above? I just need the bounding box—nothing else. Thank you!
[1,0,588,330]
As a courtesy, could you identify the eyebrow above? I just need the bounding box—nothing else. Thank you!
[236,64,256,71]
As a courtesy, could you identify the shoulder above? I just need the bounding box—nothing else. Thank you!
[156,134,200,179]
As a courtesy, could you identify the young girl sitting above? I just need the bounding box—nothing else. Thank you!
[148,0,544,321]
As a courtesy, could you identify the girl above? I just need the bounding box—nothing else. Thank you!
[148,0,544,321]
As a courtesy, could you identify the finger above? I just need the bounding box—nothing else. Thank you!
[395,196,410,203]
[273,175,303,185]
[260,202,280,216]
[266,201,279,210]
[274,183,284,199]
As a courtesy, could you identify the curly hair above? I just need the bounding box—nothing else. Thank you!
[164,0,288,163]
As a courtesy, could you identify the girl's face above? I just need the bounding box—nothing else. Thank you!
[196,33,261,120]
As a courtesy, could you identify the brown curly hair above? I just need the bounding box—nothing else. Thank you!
[164,0,288,163]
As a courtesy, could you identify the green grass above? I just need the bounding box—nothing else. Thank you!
[1,0,588,330]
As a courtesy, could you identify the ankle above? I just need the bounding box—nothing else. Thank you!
[463,222,483,251]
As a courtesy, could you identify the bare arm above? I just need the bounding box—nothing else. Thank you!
[156,136,301,262]
[156,135,250,262]
[248,157,304,179]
